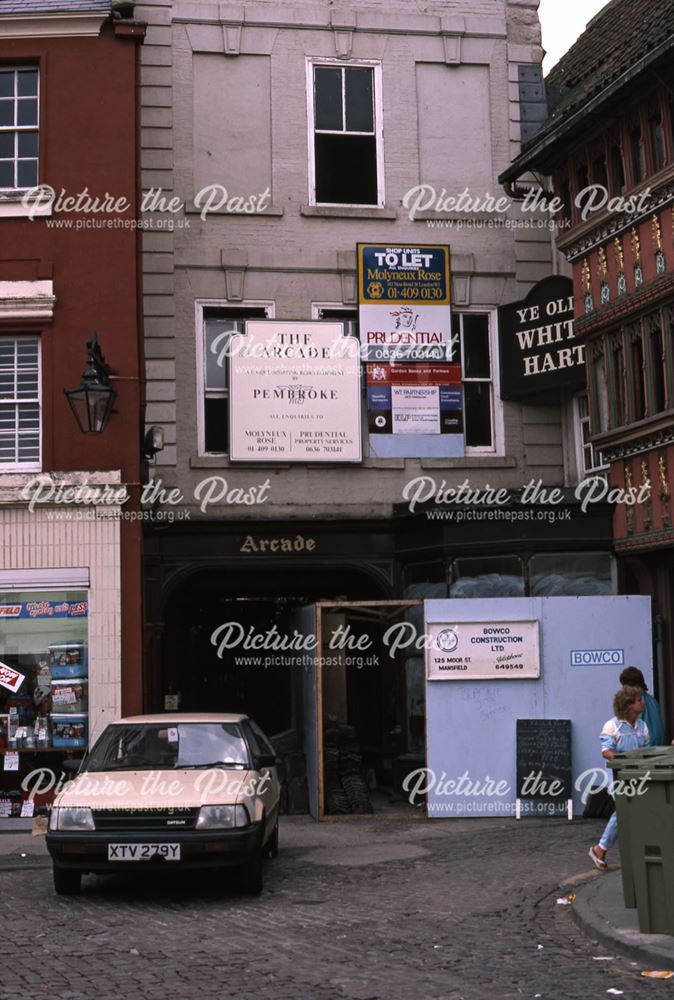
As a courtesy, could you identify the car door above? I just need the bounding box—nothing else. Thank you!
[243,720,280,839]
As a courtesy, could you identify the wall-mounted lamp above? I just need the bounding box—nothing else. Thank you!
[141,425,165,484]
[64,332,117,434]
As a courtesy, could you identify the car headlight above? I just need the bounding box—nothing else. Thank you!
[196,805,250,830]
[49,807,94,832]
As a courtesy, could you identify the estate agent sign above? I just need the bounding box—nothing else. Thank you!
[229,321,362,462]
[426,620,540,680]
[357,243,452,362]
[357,244,463,458]
[498,276,585,399]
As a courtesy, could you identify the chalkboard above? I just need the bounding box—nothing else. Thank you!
[516,719,572,808]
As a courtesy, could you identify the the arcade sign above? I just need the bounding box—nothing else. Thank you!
[498,276,585,399]
[229,321,362,462]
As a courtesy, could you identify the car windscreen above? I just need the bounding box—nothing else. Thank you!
[84,723,251,771]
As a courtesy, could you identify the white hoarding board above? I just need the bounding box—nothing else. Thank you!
[426,620,540,680]
[229,321,362,462]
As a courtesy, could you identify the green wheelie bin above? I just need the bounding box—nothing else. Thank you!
[608,746,674,934]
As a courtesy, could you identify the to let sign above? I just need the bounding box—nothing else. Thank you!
[498,275,585,399]
[425,621,540,680]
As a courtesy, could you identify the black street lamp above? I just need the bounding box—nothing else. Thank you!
[64,332,117,434]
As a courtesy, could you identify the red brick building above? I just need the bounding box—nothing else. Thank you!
[0,0,145,821]
[501,0,674,726]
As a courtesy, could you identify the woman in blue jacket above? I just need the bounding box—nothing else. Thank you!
[588,685,649,871]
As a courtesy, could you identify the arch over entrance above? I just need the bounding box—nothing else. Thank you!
[153,561,392,737]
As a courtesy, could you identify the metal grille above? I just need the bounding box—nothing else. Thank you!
[93,808,199,831]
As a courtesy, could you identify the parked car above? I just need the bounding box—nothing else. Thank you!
[46,713,280,895]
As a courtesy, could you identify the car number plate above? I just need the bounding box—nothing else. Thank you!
[107,843,181,861]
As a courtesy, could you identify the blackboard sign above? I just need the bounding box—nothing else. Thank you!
[516,719,572,813]
[498,276,586,399]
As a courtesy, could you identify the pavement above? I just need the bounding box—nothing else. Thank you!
[1,817,674,999]
[571,866,674,969]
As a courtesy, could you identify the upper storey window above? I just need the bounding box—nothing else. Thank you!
[628,115,646,185]
[0,67,39,191]
[309,63,383,206]
[649,105,667,173]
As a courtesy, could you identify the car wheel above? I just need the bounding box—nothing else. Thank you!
[53,866,82,896]
[267,821,279,859]
[239,853,263,895]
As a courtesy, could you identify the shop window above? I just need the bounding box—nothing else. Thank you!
[198,304,272,456]
[649,105,667,172]
[309,63,382,206]
[0,589,88,821]
[402,561,447,590]
[529,553,616,596]
[450,557,524,598]
[609,138,625,194]
[574,393,608,479]
[628,116,646,185]
[453,312,496,450]
[0,66,39,191]
[0,336,40,470]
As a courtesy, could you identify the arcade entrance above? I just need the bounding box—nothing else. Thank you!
[154,570,426,817]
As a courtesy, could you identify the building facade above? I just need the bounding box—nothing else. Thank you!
[501,0,674,728]
[0,0,146,822]
[136,0,615,813]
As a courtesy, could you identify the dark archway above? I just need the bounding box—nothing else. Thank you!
[155,562,392,736]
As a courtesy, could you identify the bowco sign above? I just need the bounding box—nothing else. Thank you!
[498,275,586,399]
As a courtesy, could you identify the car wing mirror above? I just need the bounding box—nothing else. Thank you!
[255,753,277,769]
[62,758,84,774]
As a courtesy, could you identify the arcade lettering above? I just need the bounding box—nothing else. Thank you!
[239,535,316,553]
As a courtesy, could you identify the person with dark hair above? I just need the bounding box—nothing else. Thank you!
[619,666,665,745]
[588,685,650,871]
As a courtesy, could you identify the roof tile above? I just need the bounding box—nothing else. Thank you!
[545,0,674,124]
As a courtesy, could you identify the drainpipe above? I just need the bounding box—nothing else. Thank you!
[654,614,668,737]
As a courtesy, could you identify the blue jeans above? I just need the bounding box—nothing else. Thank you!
[599,811,618,851]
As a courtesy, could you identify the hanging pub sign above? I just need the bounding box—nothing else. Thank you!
[498,275,585,400]
[229,320,362,463]
[357,244,463,458]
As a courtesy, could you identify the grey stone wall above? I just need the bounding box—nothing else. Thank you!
[137,0,572,521]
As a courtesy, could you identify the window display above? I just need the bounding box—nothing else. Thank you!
[0,590,88,820]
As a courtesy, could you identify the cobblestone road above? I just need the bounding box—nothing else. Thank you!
[0,818,668,1000]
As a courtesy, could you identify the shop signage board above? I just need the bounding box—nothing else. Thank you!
[229,321,362,463]
[424,595,653,817]
[0,600,88,619]
[425,621,540,680]
[357,244,453,362]
[0,662,25,693]
[498,275,585,399]
[357,244,463,458]
[366,363,462,435]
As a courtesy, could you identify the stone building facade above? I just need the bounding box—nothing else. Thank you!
[134,0,615,810]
